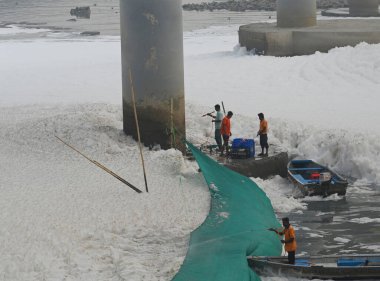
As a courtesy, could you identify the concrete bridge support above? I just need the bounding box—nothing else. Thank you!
[120,0,185,151]
[277,0,317,28]
[348,0,379,17]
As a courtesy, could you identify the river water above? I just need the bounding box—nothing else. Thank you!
[0,0,275,35]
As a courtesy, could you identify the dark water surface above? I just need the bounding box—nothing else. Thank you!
[280,185,380,257]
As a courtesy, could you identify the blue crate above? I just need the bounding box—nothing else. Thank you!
[231,138,255,158]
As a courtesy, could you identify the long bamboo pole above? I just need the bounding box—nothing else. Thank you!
[55,136,142,193]
[128,69,149,193]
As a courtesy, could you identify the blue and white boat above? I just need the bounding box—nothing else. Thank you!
[248,254,380,280]
[287,159,348,197]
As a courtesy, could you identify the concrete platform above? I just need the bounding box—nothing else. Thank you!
[221,151,289,179]
[203,144,289,179]
[239,19,380,56]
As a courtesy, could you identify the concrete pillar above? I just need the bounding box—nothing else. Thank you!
[120,0,185,151]
[349,0,379,17]
[277,0,316,28]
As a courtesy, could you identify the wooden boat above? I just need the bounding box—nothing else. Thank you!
[247,254,380,280]
[287,159,348,197]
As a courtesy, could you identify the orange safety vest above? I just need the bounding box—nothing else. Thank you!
[280,225,297,252]
[259,119,268,134]
[221,117,231,136]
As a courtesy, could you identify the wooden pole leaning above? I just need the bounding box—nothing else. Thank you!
[170,98,176,149]
[128,69,149,193]
[55,136,142,193]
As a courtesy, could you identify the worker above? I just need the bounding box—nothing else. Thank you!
[220,111,233,156]
[257,112,269,156]
[269,217,297,264]
[207,104,224,151]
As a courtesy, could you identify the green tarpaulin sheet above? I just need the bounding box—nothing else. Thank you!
[172,142,282,281]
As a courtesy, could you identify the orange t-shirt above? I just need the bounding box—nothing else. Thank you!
[221,117,231,136]
[259,119,268,134]
[280,226,297,252]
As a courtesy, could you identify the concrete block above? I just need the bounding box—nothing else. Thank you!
[266,31,294,56]
[239,19,380,56]
[293,30,380,55]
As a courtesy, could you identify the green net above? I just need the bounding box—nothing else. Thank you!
[172,142,282,281]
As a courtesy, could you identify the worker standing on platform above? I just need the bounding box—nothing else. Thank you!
[220,111,233,156]
[207,104,224,151]
[269,217,297,264]
[257,112,269,156]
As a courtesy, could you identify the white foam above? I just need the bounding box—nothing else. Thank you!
[0,104,210,280]
[360,245,380,252]
[0,25,50,35]
[1,23,380,280]
[253,176,307,213]
[302,193,344,202]
[350,217,380,224]
[308,233,324,238]
[334,237,351,243]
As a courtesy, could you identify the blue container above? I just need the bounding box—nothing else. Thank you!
[295,259,310,267]
[337,258,367,267]
[231,138,255,158]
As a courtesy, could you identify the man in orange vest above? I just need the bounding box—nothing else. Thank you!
[257,112,269,156]
[220,111,233,156]
[269,217,297,264]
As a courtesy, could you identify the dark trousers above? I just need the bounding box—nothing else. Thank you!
[259,134,269,150]
[215,129,222,150]
[288,251,295,264]
[221,134,230,154]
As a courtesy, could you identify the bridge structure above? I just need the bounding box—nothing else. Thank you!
[239,0,380,56]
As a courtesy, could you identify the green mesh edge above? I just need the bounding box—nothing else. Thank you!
[171,142,282,281]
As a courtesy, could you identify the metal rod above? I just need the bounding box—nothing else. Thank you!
[128,69,149,193]
[201,110,214,117]
[55,136,142,193]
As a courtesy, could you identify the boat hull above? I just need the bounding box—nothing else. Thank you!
[287,173,348,197]
[248,255,380,280]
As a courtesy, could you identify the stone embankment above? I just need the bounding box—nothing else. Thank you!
[183,0,347,12]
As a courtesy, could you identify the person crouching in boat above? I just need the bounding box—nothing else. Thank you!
[269,217,297,264]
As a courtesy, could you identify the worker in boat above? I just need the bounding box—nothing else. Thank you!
[269,217,297,264]
[207,104,224,151]
[220,111,233,156]
[257,112,269,156]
